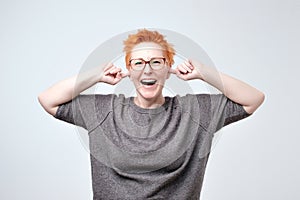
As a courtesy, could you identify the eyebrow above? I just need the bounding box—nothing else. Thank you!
[130,57,165,61]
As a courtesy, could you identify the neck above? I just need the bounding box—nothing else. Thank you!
[134,95,165,109]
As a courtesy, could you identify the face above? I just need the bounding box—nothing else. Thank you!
[129,42,171,101]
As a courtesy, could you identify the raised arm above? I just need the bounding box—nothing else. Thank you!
[38,63,129,116]
[169,60,265,114]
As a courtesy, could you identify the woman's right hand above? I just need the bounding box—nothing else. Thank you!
[99,63,129,85]
[38,63,129,116]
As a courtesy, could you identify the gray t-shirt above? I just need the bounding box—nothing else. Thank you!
[55,94,250,200]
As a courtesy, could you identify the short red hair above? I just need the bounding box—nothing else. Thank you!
[123,29,175,69]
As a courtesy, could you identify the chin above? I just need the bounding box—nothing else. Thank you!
[136,84,163,100]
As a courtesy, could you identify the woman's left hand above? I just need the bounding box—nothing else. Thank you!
[169,59,205,81]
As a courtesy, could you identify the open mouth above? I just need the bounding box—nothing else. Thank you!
[140,79,157,86]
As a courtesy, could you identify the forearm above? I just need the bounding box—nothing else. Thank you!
[201,65,265,114]
[38,67,101,115]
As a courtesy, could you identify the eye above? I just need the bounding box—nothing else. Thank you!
[132,59,144,66]
[134,61,143,65]
[151,58,164,65]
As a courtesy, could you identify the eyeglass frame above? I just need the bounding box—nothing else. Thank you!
[129,57,167,71]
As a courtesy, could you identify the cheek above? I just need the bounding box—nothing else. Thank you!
[159,68,170,79]
[129,71,140,82]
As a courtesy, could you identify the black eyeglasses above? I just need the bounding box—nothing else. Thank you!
[129,57,166,71]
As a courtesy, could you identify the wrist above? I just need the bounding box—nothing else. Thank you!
[90,66,104,83]
[195,63,209,81]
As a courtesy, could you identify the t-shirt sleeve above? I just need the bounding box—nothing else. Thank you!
[54,94,114,131]
[196,94,251,133]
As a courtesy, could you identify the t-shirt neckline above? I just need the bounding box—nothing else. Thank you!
[129,97,171,114]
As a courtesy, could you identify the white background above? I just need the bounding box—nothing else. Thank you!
[1,0,299,199]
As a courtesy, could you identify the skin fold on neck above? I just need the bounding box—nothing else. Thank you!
[134,94,165,109]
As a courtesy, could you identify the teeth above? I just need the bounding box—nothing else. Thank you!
[141,79,157,85]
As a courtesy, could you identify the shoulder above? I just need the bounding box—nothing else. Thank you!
[174,93,224,106]
[92,94,127,109]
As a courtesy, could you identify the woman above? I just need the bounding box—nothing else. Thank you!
[38,29,264,199]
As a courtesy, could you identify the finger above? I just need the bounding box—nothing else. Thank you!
[115,72,123,81]
[176,63,190,73]
[176,72,188,81]
[185,60,194,70]
[112,71,129,83]
[177,65,189,74]
[109,67,122,74]
[103,65,116,75]
[104,66,120,75]
[103,62,114,71]
[188,59,202,69]
[182,62,192,72]
[168,68,177,74]
[121,71,130,78]
[169,67,190,81]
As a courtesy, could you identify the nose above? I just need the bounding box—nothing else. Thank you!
[143,63,152,73]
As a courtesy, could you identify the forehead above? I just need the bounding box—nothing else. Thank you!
[130,42,164,59]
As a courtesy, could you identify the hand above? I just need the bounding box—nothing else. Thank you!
[169,59,204,81]
[99,63,129,85]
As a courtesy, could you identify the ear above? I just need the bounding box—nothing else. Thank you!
[166,66,172,79]
[124,66,131,80]
[128,70,132,81]
[167,71,171,79]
